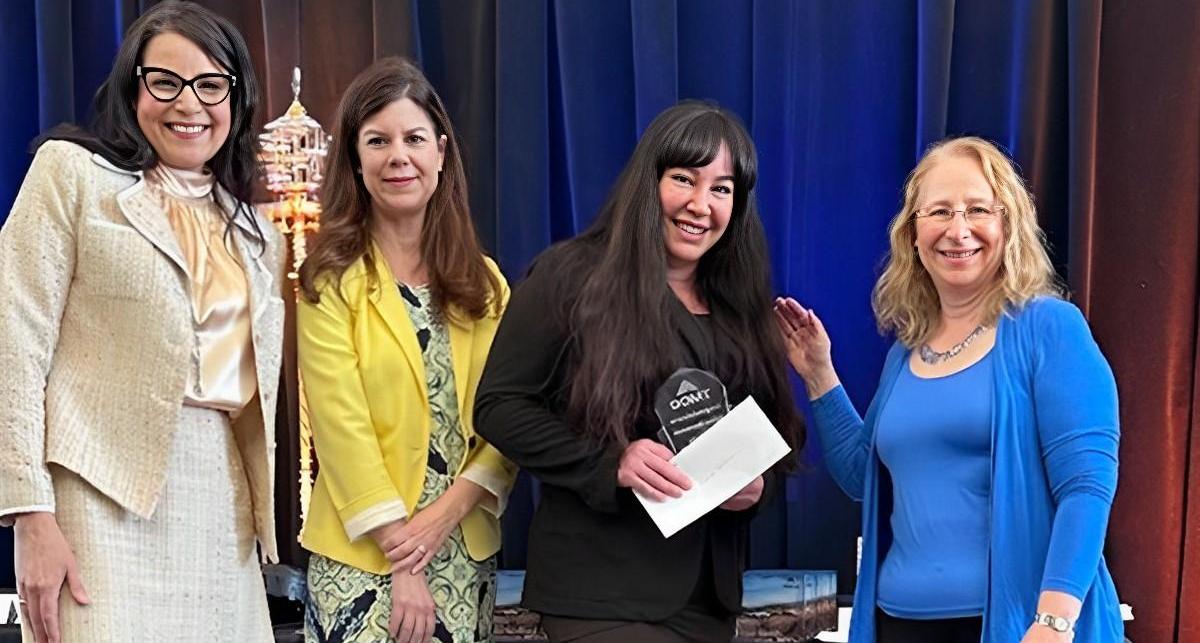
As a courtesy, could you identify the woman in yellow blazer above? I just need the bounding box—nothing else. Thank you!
[297,57,516,643]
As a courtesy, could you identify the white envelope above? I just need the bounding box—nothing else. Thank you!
[635,396,791,537]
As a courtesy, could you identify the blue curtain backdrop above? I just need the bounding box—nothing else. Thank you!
[0,0,1098,599]
[0,0,134,211]
[491,0,1085,592]
[5,4,1200,640]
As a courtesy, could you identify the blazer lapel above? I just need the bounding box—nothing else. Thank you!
[214,192,282,444]
[446,315,474,418]
[115,180,189,277]
[367,246,427,393]
[219,189,274,322]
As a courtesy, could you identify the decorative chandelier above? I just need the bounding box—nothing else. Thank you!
[259,66,328,280]
[257,67,329,527]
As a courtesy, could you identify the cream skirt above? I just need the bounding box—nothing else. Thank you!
[26,405,272,642]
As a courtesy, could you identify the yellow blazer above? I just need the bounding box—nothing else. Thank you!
[297,245,517,575]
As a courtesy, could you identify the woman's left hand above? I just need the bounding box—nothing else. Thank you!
[382,501,457,575]
[1020,623,1074,643]
[719,475,764,511]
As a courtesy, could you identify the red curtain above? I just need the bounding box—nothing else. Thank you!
[1070,1,1200,641]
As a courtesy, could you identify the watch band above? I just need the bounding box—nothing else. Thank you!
[1033,611,1075,634]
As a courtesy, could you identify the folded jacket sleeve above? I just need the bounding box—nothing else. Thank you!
[457,259,518,517]
[1032,301,1120,600]
[473,258,625,514]
[297,281,408,541]
[459,443,519,517]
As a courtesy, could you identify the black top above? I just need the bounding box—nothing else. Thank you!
[474,246,777,621]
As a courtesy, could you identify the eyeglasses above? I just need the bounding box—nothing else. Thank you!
[136,66,236,106]
[912,204,1005,224]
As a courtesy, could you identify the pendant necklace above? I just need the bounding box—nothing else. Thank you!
[918,324,988,365]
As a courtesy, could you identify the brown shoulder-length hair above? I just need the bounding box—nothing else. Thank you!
[299,57,500,320]
[872,136,1062,346]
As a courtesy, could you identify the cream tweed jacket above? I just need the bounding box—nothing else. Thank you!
[0,140,285,562]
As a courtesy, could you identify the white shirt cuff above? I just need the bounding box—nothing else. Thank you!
[459,465,509,517]
[343,498,409,542]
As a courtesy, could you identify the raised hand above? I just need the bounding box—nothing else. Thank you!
[773,297,841,399]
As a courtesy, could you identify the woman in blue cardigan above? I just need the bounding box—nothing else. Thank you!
[774,136,1123,643]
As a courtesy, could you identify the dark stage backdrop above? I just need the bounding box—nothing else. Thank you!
[2,2,1197,640]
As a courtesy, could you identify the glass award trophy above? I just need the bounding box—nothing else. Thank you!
[653,367,730,453]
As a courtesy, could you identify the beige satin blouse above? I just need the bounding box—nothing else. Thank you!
[148,164,257,413]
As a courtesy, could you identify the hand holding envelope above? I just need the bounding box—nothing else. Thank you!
[718,474,766,511]
[634,396,792,537]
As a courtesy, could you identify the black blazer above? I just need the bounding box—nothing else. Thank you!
[474,246,778,621]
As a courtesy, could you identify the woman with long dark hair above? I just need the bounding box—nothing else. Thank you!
[297,57,515,643]
[474,101,804,643]
[0,2,283,641]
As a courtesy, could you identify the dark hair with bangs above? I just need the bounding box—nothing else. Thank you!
[299,57,501,321]
[552,101,804,469]
[37,1,263,247]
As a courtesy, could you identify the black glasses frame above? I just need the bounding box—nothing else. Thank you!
[136,65,237,106]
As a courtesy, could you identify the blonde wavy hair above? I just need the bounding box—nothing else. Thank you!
[872,136,1062,347]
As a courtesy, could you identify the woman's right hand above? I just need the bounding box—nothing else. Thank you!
[617,439,692,502]
[13,512,90,643]
[773,297,841,400]
[389,569,436,643]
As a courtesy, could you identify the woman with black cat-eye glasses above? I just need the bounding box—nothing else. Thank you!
[136,64,236,105]
[1,3,284,641]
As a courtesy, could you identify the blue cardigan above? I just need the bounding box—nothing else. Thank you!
[811,297,1123,641]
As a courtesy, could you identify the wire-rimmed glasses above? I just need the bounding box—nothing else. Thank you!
[913,204,1006,225]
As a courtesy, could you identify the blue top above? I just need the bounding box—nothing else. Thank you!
[811,298,1124,642]
[876,351,992,618]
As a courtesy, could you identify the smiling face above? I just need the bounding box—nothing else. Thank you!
[912,153,1006,301]
[356,97,446,223]
[659,142,735,275]
[134,32,232,172]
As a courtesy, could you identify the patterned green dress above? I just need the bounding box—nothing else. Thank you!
[305,283,497,643]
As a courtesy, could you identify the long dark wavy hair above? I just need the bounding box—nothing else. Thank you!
[299,57,501,321]
[553,101,804,469]
[37,1,263,247]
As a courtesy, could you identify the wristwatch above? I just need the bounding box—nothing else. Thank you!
[1033,611,1075,634]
